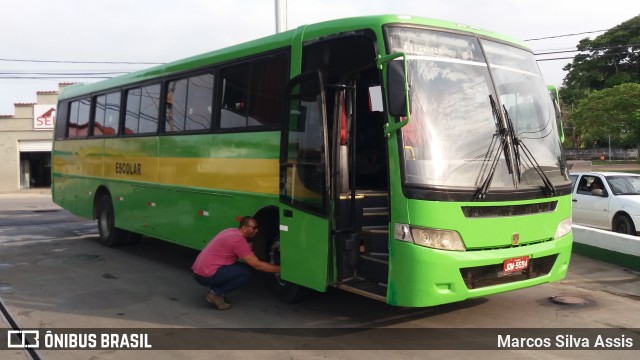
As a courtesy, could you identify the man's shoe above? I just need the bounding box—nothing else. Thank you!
[206,291,231,310]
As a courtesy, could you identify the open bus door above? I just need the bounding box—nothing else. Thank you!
[277,70,331,297]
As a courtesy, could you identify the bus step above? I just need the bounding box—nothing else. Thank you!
[360,229,389,254]
[337,281,387,302]
[359,253,389,285]
[359,190,389,208]
[360,253,388,264]
[362,206,389,227]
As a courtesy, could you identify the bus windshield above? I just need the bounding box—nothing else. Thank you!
[386,27,569,197]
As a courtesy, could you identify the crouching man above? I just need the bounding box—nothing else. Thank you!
[192,216,280,310]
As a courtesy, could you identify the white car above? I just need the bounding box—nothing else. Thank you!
[570,172,640,235]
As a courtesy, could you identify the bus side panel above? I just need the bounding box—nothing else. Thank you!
[52,139,105,219]
[153,133,280,249]
[103,137,159,234]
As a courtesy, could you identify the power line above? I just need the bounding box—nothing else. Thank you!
[536,50,639,62]
[524,23,640,42]
[524,29,608,41]
[534,43,640,56]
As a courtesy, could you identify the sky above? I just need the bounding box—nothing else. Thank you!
[1,0,639,115]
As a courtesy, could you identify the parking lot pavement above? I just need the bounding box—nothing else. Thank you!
[1,196,639,359]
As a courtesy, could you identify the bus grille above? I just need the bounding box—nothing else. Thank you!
[460,254,558,289]
[461,201,557,218]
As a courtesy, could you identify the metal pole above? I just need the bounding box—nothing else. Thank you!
[275,0,288,33]
[609,135,612,162]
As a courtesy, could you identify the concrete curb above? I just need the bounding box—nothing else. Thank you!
[572,225,640,271]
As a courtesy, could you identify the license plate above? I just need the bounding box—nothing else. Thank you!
[503,256,529,273]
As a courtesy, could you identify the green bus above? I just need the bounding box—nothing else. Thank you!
[547,85,559,104]
[52,15,573,307]
[547,85,564,142]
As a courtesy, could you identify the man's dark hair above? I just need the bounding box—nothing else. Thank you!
[238,216,255,228]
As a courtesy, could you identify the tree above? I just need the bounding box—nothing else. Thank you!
[572,83,640,151]
[561,15,640,106]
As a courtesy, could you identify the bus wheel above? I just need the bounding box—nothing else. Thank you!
[97,195,127,247]
[613,214,636,235]
[267,239,307,302]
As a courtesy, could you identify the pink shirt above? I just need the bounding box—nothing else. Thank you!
[191,228,254,277]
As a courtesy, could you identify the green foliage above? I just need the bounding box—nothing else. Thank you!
[562,15,640,106]
[559,14,640,149]
[572,83,640,148]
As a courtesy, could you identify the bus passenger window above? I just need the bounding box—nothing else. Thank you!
[93,94,107,136]
[186,74,214,131]
[92,91,119,136]
[249,56,287,127]
[219,54,287,130]
[124,88,141,135]
[68,98,90,138]
[166,79,188,132]
[104,92,121,135]
[166,74,214,133]
[68,101,79,137]
[139,84,160,134]
[220,63,249,129]
[125,84,160,135]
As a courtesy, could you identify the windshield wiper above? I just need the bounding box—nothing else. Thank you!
[474,95,516,200]
[502,105,556,196]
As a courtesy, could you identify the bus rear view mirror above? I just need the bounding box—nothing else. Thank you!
[386,60,410,117]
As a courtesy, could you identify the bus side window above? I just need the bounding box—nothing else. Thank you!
[139,84,160,134]
[55,101,69,140]
[93,94,107,136]
[219,53,288,130]
[166,73,214,133]
[104,91,121,136]
[68,98,90,138]
[125,84,160,135]
[369,85,384,112]
[249,55,287,127]
[124,88,142,135]
[220,63,249,129]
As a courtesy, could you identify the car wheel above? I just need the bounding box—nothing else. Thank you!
[613,214,636,235]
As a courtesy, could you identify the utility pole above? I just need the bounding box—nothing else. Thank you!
[275,0,288,33]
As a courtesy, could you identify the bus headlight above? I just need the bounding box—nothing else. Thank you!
[394,224,466,251]
[555,217,572,239]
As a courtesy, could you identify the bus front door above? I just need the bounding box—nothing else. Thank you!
[279,71,330,292]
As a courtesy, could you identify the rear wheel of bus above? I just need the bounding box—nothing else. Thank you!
[96,194,129,247]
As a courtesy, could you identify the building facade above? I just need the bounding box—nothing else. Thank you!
[0,84,69,192]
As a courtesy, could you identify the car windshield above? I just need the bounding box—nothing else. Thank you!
[386,27,570,198]
[606,175,640,195]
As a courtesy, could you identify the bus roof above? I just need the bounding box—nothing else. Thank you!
[59,14,528,101]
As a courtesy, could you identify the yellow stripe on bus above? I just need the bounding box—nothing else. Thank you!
[54,155,280,195]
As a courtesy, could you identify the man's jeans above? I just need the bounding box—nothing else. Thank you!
[193,263,254,296]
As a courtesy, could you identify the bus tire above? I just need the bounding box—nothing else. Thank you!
[97,195,127,247]
[613,214,636,235]
[267,238,308,303]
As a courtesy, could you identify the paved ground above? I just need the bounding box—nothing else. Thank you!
[1,195,639,359]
